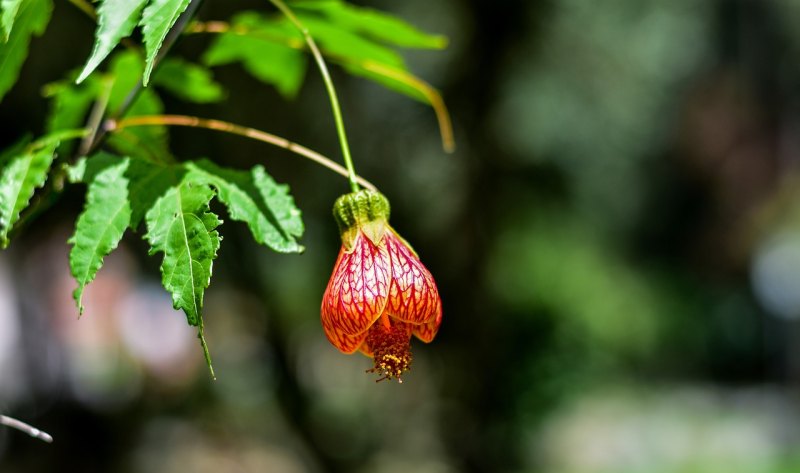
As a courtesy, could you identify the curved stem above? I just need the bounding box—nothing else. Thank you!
[267,0,360,193]
[108,115,378,191]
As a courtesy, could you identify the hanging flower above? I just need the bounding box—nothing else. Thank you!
[321,190,442,382]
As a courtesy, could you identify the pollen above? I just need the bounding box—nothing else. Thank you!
[365,322,412,383]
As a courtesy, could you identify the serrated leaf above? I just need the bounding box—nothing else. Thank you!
[186,160,304,253]
[76,0,148,83]
[0,0,51,102]
[1,0,23,41]
[139,0,191,86]
[295,1,447,49]
[203,13,306,98]
[252,165,304,242]
[144,177,220,326]
[68,153,132,314]
[0,137,58,247]
[152,57,225,103]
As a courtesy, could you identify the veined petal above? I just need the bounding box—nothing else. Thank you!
[385,228,441,325]
[321,232,390,336]
[412,299,442,343]
[322,320,369,354]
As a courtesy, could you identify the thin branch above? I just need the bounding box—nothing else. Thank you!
[0,415,53,443]
[79,76,114,158]
[108,115,378,191]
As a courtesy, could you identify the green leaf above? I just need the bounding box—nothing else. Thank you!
[44,79,101,134]
[202,11,430,102]
[252,165,304,243]
[203,13,306,98]
[186,160,304,253]
[152,57,225,103]
[43,78,101,155]
[340,61,428,103]
[0,136,58,247]
[0,0,51,102]
[139,0,191,86]
[294,1,447,49]
[126,157,183,229]
[1,0,23,41]
[68,153,132,314]
[298,15,404,67]
[144,176,220,327]
[106,51,170,161]
[76,0,148,83]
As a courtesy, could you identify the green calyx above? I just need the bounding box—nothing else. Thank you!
[333,190,390,248]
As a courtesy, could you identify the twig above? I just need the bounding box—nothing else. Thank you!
[79,76,114,158]
[109,115,378,191]
[0,415,53,443]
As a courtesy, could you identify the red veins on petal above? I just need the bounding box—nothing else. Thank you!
[322,320,369,354]
[321,232,390,345]
[412,298,442,343]
[384,229,441,326]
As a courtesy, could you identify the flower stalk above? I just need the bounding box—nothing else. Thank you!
[268,0,360,192]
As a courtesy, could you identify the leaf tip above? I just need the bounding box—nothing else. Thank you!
[75,64,94,85]
[74,290,85,316]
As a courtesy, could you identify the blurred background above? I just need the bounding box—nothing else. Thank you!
[3,0,800,471]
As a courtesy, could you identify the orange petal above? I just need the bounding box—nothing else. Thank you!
[322,320,369,354]
[321,232,390,337]
[385,228,441,325]
[412,299,442,343]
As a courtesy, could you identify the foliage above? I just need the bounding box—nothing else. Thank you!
[0,0,448,373]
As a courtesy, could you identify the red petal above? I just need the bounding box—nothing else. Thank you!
[322,321,369,354]
[412,299,442,343]
[384,228,441,325]
[321,232,390,338]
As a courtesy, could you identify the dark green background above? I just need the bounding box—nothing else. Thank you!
[2,0,800,472]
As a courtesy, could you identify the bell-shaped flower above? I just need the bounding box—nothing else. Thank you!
[321,190,442,382]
